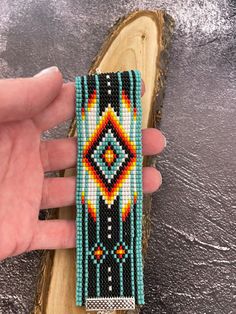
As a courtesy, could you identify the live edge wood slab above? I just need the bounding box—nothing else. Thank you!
[33,10,174,314]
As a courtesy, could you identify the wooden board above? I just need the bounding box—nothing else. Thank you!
[33,10,174,314]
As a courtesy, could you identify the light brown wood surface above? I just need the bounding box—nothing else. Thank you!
[33,10,174,314]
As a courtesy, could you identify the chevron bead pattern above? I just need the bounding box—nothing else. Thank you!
[75,70,144,312]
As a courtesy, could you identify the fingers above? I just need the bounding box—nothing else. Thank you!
[40,137,77,172]
[142,167,162,193]
[41,177,75,209]
[31,154,154,253]
[30,220,76,250]
[40,128,166,172]
[33,82,75,131]
[142,128,166,155]
[0,67,63,123]
[28,168,158,251]
[40,166,161,209]
[33,80,145,132]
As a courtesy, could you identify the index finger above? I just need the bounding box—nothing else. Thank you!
[33,79,145,131]
[0,67,63,123]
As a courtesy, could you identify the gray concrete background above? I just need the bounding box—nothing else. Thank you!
[0,0,235,313]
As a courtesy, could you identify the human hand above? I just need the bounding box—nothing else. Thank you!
[0,67,166,261]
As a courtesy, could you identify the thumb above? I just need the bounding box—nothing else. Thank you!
[0,66,63,123]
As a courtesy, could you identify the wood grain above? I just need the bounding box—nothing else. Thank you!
[33,10,174,314]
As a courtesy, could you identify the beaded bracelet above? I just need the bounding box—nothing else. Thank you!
[75,70,144,312]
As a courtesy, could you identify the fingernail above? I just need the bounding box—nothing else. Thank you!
[34,66,59,77]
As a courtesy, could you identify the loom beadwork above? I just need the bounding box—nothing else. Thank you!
[75,70,144,311]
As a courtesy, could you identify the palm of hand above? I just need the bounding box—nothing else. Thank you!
[0,120,42,258]
[0,67,165,261]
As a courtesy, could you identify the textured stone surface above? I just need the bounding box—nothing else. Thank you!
[0,1,235,313]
